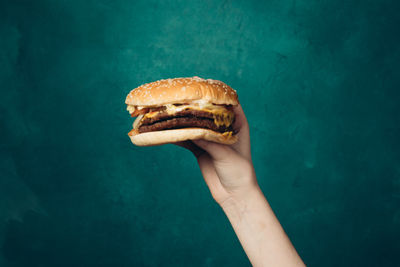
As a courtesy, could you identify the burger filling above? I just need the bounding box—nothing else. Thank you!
[127,103,235,135]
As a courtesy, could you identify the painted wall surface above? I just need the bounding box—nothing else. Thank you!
[1,0,399,266]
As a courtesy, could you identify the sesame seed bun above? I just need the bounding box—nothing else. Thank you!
[129,128,238,146]
[125,77,238,106]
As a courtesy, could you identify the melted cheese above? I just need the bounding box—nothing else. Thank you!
[128,101,226,114]
[213,111,234,127]
[222,131,233,138]
[143,111,162,118]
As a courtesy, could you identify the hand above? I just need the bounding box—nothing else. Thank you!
[175,104,259,206]
[176,105,305,266]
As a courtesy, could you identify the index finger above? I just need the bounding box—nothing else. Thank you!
[173,141,206,158]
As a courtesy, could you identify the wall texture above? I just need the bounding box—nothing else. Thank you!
[1,0,399,266]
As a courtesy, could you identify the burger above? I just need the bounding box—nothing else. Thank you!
[125,76,239,146]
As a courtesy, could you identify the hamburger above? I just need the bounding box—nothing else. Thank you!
[125,77,239,146]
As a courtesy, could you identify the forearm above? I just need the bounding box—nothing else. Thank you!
[220,186,305,267]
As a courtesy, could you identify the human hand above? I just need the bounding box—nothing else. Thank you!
[175,104,259,206]
[176,105,305,266]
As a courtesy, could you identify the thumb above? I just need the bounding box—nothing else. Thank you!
[192,139,234,161]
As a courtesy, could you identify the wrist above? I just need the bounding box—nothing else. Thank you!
[219,183,264,216]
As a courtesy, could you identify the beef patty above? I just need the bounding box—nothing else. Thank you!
[138,117,232,133]
[140,109,216,125]
[138,109,235,133]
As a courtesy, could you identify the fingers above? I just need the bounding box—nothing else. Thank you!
[173,141,206,158]
[231,104,252,161]
[193,139,235,162]
[232,104,249,134]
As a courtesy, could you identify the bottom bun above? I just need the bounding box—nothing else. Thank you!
[129,128,238,146]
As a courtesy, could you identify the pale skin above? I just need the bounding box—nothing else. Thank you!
[175,105,305,267]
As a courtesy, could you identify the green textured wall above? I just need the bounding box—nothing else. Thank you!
[1,0,399,266]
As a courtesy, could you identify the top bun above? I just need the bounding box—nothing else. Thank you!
[125,77,238,106]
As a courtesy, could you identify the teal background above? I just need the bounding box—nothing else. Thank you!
[1,0,399,266]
